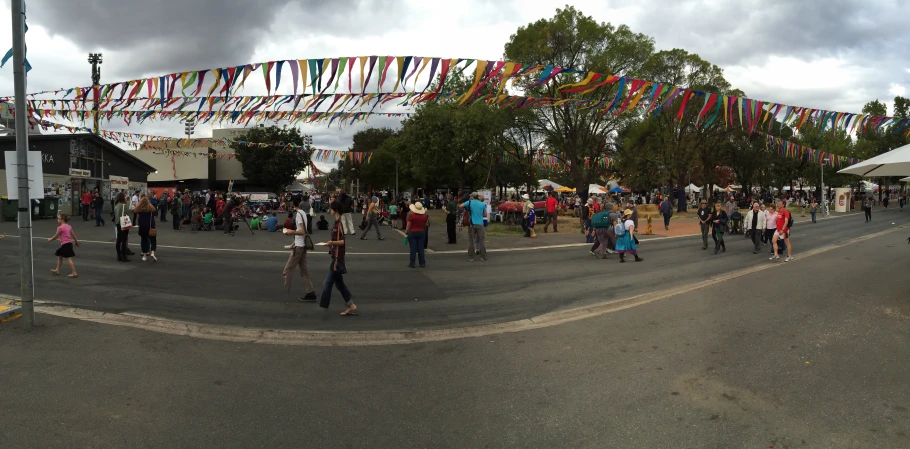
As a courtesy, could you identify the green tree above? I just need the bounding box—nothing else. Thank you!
[504,5,655,199]
[862,99,887,116]
[894,96,910,118]
[232,125,310,194]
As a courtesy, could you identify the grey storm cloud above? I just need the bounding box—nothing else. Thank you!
[29,0,406,81]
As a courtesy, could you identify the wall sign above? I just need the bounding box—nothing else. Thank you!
[69,168,91,177]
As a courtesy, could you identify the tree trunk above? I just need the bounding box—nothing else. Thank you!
[676,172,687,212]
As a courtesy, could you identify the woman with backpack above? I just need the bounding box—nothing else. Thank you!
[613,209,643,263]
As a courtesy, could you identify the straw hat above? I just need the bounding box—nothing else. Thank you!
[409,202,426,214]
[522,194,530,200]
[623,208,633,217]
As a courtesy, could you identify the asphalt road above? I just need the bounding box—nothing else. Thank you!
[1,227,907,448]
[0,209,907,331]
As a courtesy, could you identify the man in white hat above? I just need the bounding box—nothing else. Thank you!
[521,193,533,238]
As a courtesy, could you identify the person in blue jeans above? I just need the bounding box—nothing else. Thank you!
[405,202,428,268]
[460,192,488,261]
[319,201,357,316]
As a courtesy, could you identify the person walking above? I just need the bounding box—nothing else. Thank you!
[338,191,356,235]
[359,197,385,241]
[521,194,533,237]
[582,198,595,243]
[614,209,643,263]
[158,191,169,222]
[544,192,559,233]
[80,189,92,221]
[863,196,873,222]
[461,192,488,262]
[809,200,818,223]
[743,202,766,254]
[659,197,672,230]
[405,201,428,268]
[389,201,399,229]
[92,190,105,227]
[590,204,614,259]
[771,199,794,262]
[169,195,181,230]
[900,194,905,211]
[696,199,712,250]
[135,197,158,262]
[48,213,80,278]
[283,197,316,302]
[443,194,457,244]
[711,202,729,254]
[319,201,358,316]
[113,192,132,262]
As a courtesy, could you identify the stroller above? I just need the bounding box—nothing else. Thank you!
[729,210,744,235]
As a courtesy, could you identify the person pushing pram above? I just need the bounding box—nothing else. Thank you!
[729,209,744,235]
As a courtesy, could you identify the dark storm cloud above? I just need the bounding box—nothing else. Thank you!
[30,0,406,81]
[614,0,908,67]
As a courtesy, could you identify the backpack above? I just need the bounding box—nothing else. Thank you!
[591,211,611,228]
[614,220,626,236]
[787,212,794,228]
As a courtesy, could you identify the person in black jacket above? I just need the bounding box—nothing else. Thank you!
[711,202,729,254]
[92,190,106,227]
[338,191,355,235]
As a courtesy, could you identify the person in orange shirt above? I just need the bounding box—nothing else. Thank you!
[80,189,93,221]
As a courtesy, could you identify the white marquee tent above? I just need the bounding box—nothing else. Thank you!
[839,143,910,177]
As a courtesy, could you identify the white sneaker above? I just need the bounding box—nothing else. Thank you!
[769,255,779,260]
[141,255,147,262]
[150,254,157,262]
[785,256,792,262]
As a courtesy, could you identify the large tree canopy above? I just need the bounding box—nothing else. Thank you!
[232,125,311,194]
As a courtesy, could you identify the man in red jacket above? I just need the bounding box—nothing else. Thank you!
[80,189,93,221]
[544,192,559,233]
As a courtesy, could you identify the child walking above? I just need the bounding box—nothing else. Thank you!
[49,213,79,278]
[527,207,538,238]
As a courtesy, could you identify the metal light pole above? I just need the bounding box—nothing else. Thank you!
[395,158,399,201]
[88,52,102,134]
[183,118,195,139]
[12,0,34,328]
[820,159,828,217]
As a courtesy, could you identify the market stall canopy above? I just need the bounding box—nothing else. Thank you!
[901,177,910,182]
[838,143,910,177]
[588,184,608,193]
[555,186,576,193]
[684,183,701,193]
[609,186,625,193]
[538,179,564,191]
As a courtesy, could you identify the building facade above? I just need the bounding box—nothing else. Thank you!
[0,134,156,215]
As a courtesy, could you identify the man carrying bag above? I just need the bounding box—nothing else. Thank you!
[283,197,316,302]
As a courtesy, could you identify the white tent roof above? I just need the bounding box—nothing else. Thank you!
[538,179,564,190]
[900,177,910,182]
[684,183,701,192]
[838,143,910,177]
[589,184,607,193]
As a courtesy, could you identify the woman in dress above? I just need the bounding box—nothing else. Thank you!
[135,196,158,262]
[49,213,80,278]
[613,209,643,263]
[405,201,428,268]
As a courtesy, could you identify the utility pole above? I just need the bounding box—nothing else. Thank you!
[395,158,399,201]
[12,0,34,328]
[183,118,195,139]
[820,160,827,217]
[88,53,102,134]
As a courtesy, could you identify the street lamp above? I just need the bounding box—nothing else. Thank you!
[183,118,196,138]
[88,53,102,134]
[820,159,829,217]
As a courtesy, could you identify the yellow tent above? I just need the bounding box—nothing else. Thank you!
[556,186,576,193]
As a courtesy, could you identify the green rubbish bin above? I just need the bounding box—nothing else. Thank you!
[2,198,17,221]
[39,197,59,219]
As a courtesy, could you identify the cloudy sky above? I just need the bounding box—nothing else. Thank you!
[1,0,908,171]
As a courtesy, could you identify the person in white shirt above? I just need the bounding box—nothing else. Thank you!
[282,197,316,301]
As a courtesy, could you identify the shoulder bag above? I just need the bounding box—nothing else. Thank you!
[296,210,314,251]
[118,205,133,230]
[332,223,347,274]
[148,213,157,237]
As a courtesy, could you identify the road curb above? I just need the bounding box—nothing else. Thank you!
[5,223,905,346]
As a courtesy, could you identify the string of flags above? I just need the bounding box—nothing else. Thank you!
[761,132,862,168]
[12,55,910,137]
[36,119,371,162]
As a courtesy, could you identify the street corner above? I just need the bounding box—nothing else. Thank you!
[0,298,22,324]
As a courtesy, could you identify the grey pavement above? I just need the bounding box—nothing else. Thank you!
[1,228,908,448]
[0,209,907,331]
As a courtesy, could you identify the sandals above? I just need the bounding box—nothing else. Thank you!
[50,269,59,275]
[67,273,78,278]
[340,306,359,316]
